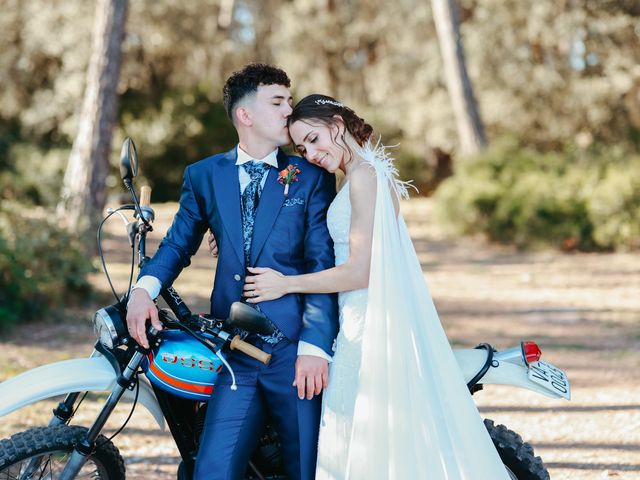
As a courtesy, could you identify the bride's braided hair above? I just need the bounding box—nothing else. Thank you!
[288,94,373,148]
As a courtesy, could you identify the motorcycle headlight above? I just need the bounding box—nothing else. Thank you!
[93,305,127,349]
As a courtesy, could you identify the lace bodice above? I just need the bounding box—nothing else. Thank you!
[327,181,351,266]
[326,181,368,318]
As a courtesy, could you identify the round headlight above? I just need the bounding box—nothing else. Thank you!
[92,305,126,349]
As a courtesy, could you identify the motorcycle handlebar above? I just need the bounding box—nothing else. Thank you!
[127,184,270,365]
[230,335,272,365]
[160,287,193,322]
[140,186,151,207]
[137,186,155,225]
[155,309,272,365]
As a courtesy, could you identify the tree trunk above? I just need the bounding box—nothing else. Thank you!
[431,0,486,155]
[57,0,128,233]
[218,0,235,30]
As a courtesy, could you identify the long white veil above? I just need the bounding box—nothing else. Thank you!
[344,141,510,479]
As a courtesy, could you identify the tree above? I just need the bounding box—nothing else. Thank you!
[57,0,128,232]
[1,0,638,204]
[431,0,486,155]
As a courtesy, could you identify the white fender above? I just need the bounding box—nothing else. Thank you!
[0,357,165,430]
[453,349,563,399]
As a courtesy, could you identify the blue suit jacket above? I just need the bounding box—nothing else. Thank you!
[140,147,339,356]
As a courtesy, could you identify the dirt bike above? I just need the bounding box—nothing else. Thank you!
[0,138,570,480]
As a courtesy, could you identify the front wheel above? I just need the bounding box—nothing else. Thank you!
[485,419,550,480]
[0,425,125,479]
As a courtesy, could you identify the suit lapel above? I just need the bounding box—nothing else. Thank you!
[212,148,245,268]
[250,149,296,265]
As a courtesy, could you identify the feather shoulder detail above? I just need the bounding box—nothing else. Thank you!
[355,138,416,200]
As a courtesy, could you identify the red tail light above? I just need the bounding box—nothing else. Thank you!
[521,341,542,365]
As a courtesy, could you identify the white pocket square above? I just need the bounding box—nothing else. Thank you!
[283,197,305,207]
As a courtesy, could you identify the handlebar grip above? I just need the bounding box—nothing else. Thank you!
[230,336,272,365]
[140,186,152,207]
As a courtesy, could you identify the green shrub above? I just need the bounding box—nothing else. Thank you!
[0,206,95,330]
[0,117,71,207]
[434,139,640,250]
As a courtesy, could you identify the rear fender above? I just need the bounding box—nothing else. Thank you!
[453,348,563,399]
[0,356,165,430]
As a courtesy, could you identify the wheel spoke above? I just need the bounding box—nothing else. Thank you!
[1,454,104,480]
[39,455,53,480]
[1,426,124,480]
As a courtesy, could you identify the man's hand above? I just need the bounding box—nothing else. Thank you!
[207,230,218,257]
[293,355,329,400]
[126,288,162,348]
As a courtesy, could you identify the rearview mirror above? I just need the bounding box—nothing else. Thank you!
[119,137,138,181]
[226,302,274,336]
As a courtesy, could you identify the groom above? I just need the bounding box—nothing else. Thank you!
[126,63,339,479]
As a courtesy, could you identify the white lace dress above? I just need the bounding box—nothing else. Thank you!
[315,180,367,480]
[315,142,511,480]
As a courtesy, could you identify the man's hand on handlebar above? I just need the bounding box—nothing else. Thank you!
[126,288,163,349]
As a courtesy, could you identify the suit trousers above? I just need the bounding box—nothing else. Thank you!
[193,337,321,480]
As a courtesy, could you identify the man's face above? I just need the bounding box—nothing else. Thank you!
[242,84,293,147]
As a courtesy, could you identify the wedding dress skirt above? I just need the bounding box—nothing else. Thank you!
[315,142,510,480]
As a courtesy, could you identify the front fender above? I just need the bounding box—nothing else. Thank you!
[0,357,165,430]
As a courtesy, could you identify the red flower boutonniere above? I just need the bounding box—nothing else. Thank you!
[277,164,301,196]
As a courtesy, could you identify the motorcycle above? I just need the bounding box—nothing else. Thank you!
[0,138,570,480]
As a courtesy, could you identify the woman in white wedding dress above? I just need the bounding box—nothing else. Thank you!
[243,94,510,480]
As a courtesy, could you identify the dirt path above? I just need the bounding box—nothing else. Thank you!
[1,199,639,479]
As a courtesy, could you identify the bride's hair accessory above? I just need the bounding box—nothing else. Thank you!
[315,99,344,108]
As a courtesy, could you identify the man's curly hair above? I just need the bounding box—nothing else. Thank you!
[223,63,291,121]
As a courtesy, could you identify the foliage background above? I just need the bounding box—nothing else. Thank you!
[2,0,639,201]
[0,0,639,325]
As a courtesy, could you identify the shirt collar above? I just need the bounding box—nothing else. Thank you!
[235,145,279,168]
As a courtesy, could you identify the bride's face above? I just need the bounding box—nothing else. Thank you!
[289,119,345,173]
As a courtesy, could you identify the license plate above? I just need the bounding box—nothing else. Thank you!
[527,360,571,400]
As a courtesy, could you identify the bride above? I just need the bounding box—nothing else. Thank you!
[220,94,510,479]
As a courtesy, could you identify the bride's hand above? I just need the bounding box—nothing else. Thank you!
[244,267,290,302]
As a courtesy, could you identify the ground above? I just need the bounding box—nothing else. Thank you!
[1,199,638,479]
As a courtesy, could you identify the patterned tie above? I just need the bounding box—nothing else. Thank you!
[238,160,286,346]
[241,161,271,267]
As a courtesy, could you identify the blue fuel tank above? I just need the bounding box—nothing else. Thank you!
[141,329,223,401]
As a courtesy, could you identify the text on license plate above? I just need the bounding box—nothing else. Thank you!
[527,360,571,400]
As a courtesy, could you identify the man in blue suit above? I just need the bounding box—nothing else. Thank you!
[126,64,339,479]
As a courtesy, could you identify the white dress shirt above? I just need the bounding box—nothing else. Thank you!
[134,145,331,362]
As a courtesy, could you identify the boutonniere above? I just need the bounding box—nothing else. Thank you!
[277,164,301,196]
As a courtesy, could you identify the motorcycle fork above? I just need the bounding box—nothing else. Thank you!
[46,392,82,427]
[59,349,146,480]
[48,349,106,428]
